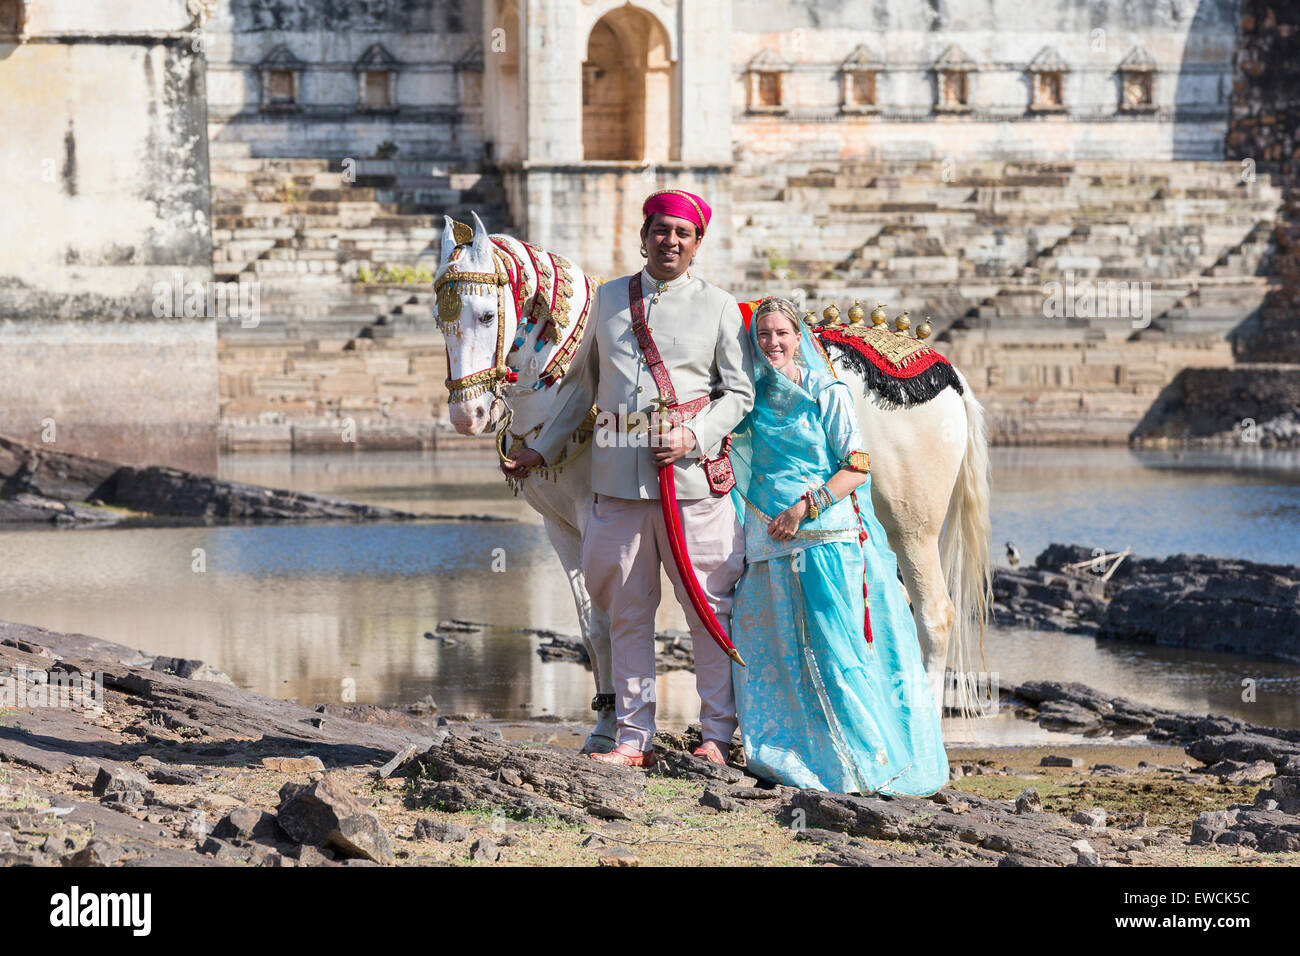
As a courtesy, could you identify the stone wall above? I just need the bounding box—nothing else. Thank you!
[732,0,1239,163]
[1226,1,1300,362]
[0,0,218,472]
[504,163,734,284]
[204,0,484,161]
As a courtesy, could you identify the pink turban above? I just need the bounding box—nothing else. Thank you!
[642,189,711,236]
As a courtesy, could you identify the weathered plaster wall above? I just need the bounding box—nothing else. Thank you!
[0,2,218,471]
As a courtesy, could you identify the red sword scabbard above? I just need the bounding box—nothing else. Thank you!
[658,459,746,667]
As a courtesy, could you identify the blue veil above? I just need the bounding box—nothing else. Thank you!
[729,300,859,558]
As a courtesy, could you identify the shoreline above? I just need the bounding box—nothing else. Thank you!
[2,618,1298,867]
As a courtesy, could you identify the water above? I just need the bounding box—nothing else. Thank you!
[0,446,1297,741]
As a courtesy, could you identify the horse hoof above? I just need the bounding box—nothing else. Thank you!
[580,733,617,755]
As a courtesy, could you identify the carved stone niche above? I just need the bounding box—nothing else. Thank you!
[840,44,880,114]
[259,44,305,112]
[746,48,789,114]
[1028,46,1069,113]
[1118,46,1158,113]
[933,45,975,113]
[0,0,31,42]
[356,43,399,112]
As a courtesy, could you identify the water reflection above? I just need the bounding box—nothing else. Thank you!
[0,446,1294,739]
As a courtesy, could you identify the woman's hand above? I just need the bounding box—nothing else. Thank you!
[767,498,808,541]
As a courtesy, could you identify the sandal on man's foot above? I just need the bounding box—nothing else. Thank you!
[589,745,656,768]
[692,741,728,765]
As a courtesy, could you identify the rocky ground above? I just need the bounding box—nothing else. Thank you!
[2,618,1299,867]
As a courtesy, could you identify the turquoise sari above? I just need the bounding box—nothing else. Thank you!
[728,317,948,797]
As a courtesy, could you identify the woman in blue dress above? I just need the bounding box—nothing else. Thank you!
[727,297,949,797]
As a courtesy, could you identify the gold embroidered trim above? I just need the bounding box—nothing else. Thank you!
[835,323,934,370]
[539,275,594,383]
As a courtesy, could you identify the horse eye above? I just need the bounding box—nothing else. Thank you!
[477,310,495,325]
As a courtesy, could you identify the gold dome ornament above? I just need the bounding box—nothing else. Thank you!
[822,303,841,326]
[802,310,818,327]
[917,315,933,340]
[847,300,866,325]
[870,303,888,326]
[894,309,911,333]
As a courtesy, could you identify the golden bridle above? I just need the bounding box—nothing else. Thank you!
[434,244,514,404]
[435,239,595,477]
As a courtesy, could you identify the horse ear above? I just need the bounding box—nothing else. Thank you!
[470,210,489,257]
[441,216,458,264]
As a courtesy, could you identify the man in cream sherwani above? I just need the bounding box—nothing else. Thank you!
[503,189,754,767]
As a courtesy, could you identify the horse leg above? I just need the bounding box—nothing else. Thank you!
[541,515,616,753]
[890,532,955,719]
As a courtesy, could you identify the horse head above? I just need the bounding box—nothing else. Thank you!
[435,211,520,435]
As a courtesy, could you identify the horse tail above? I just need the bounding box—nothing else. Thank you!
[939,369,994,724]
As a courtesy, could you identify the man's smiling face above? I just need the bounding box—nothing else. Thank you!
[641,213,701,281]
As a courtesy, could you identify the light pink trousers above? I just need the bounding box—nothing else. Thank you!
[582,492,745,751]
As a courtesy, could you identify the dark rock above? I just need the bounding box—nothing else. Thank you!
[794,827,849,845]
[470,837,499,862]
[65,840,123,867]
[198,836,239,861]
[1040,755,1083,768]
[213,807,285,843]
[413,732,644,825]
[1014,788,1043,814]
[276,774,395,864]
[651,748,747,785]
[149,656,231,683]
[146,767,202,786]
[1207,759,1277,784]
[412,819,469,843]
[780,789,1084,866]
[1037,700,1107,732]
[92,764,151,800]
[1071,808,1107,829]
[286,843,337,866]
[1265,775,1300,813]
[1187,732,1300,768]
[700,789,738,812]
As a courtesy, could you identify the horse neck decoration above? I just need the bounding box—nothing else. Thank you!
[435,211,597,446]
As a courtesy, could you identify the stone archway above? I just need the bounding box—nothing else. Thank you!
[582,6,675,161]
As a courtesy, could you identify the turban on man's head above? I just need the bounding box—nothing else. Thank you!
[642,189,711,237]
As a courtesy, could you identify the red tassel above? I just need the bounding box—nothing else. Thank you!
[850,490,872,645]
[863,577,873,645]
[505,369,519,383]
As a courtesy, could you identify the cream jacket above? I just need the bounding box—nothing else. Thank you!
[531,267,755,500]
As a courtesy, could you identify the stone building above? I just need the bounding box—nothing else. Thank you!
[2,1,1295,463]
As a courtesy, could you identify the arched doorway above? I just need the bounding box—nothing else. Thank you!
[582,7,675,161]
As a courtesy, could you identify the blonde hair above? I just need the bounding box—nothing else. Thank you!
[753,296,801,334]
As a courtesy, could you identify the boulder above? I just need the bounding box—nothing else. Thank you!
[276,774,394,865]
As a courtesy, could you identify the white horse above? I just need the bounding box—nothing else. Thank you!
[435,212,993,748]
